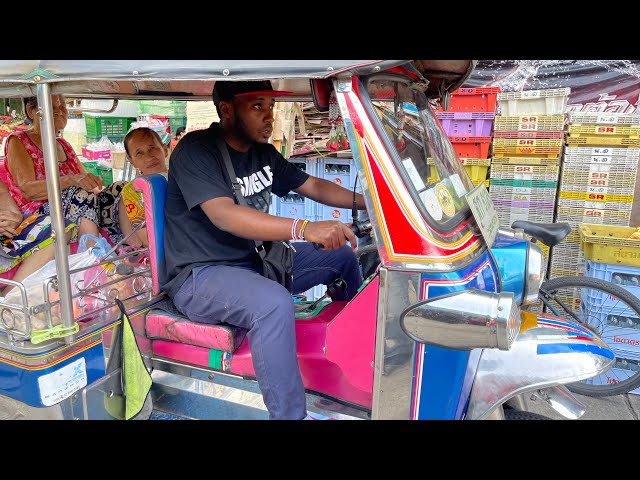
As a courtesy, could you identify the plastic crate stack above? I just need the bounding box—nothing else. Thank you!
[269,156,359,301]
[579,224,640,394]
[550,113,640,280]
[435,87,500,189]
[490,88,571,273]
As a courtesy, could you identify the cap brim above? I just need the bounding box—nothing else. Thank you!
[234,90,294,98]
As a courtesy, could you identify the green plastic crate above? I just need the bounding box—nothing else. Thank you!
[84,115,136,137]
[139,100,187,117]
[85,134,125,144]
[82,161,98,175]
[168,116,187,135]
[97,166,113,185]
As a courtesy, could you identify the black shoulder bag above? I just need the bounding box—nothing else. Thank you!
[216,138,294,293]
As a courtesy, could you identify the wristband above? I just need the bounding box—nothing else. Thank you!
[299,219,310,240]
[291,218,301,240]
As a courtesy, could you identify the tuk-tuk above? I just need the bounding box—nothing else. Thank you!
[0,60,614,420]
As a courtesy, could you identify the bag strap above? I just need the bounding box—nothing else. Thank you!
[215,137,267,259]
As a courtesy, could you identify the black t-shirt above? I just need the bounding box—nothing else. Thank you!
[160,124,309,298]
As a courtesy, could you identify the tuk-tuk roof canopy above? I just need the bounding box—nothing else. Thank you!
[0,60,475,101]
[0,60,406,99]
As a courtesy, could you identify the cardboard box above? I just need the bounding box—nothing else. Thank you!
[111,151,126,169]
[82,146,111,160]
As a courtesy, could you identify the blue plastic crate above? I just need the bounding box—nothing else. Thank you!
[268,193,278,216]
[579,301,640,355]
[316,158,357,189]
[319,205,353,223]
[288,157,318,177]
[583,347,640,395]
[275,193,317,221]
[584,259,640,301]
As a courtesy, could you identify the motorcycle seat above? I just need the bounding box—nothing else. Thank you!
[511,220,571,247]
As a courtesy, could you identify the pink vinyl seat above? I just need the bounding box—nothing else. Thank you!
[133,175,247,355]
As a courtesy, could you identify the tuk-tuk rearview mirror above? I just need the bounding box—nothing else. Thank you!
[399,289,521,351]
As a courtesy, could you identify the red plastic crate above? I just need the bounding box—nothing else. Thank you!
[449,136,491,158]
[437,87,501,113]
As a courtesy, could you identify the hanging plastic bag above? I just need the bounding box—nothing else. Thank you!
[2,246,101,335]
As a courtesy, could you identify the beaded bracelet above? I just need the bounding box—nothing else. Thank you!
[291,218,301,241]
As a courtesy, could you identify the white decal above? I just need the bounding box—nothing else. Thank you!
[402,158,426,191]
[420,188,443,221]
[38,357,87,407]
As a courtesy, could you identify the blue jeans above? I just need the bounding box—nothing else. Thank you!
[171,243,362,420]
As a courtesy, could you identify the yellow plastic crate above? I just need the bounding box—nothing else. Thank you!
[465,164,489,183]
[427,157,490,166]
[567,124,640,138]
[490,156,560,165]
[494,115,564,132]
[566,136,640,147]
[558,191,633,204]
[579,224,640,267]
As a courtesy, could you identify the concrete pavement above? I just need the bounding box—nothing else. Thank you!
[523,390,640,420]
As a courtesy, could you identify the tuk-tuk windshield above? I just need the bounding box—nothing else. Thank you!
[364,76,473,231]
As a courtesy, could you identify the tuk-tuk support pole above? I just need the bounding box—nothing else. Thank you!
[36,84,75,341]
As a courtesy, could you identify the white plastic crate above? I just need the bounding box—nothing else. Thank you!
[497,88,571,116]
[557,197,633,212]
[555,206,631,226]
[568,113,640,126]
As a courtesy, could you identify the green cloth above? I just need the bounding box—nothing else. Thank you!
[104,299,152,420]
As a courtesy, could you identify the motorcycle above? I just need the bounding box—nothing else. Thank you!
[0,60,613,420]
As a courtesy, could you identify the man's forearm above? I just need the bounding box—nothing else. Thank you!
[298,177,366,210]
[206,203,296,241]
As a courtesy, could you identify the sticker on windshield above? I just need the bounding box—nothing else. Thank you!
[435,184,456,217]
[449,174,467,197]
[402,158,426,191]
[420,188,443,221]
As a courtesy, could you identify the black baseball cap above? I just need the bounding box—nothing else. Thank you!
[212,80,293,105]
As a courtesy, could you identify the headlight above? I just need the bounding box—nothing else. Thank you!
[523,243,544,305]
[400,289,522,351]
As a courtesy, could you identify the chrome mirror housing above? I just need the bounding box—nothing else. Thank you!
[399,290,521,351]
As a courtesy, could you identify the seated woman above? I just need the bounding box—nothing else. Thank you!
[0,180,75,295]
[2,95,125,248]
[118,127,168,247]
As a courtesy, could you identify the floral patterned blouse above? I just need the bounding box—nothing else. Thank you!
[1,130,83,215]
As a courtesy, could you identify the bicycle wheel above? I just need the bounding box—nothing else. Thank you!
[535,275,640,397]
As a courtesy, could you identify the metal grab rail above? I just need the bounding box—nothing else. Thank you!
[0,247,152,342]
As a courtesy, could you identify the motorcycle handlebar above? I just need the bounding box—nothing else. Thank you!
[312,219,372,250]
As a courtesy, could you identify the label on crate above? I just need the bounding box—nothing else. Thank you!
[517,139,539,146]
[521,90,541,98]
[590,155,612,164]
[591,147,613,155]
[589,171,610,179]
[588,178,610,187]
[597,115,619,124]
[465,183,498,247]
[518,116,539,131]
[589,164,611,172]
[512,187,533,195]
[511,194,532,201]
[583,208,606,220]
[514,173,534,180]
[587,185,610,194]
[596,126,618,134]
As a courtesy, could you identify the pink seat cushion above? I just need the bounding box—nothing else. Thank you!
[146,302,247,353]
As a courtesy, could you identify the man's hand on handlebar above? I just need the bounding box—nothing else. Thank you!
[303,220,358,252]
